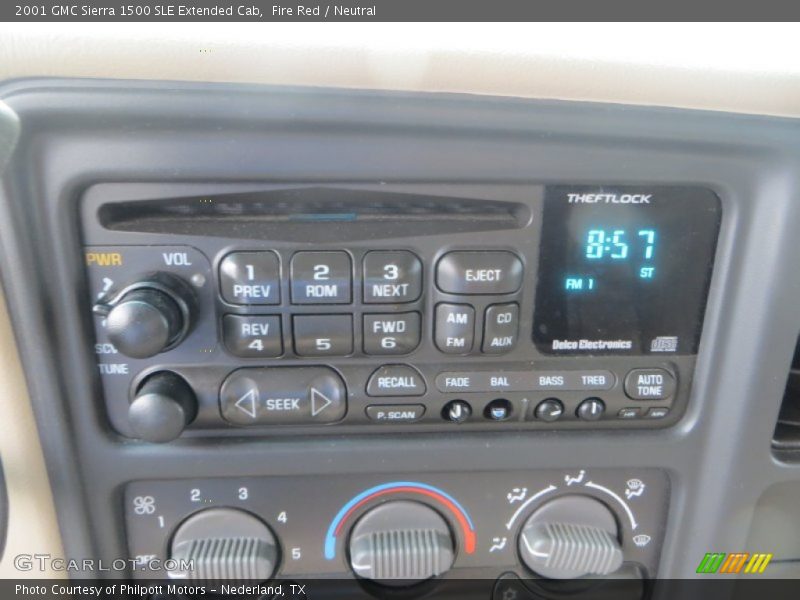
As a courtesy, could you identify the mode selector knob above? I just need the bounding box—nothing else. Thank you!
[94,273,196,359]
[349,500,455,586]
[168,507,279,581]
[518,495,623,579]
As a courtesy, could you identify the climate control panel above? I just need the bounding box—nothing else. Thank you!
[125,468,668,583]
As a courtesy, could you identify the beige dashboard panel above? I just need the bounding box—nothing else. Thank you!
[0,23,799,117]
[0,288,63,577]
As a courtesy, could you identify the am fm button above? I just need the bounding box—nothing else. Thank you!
[624,368,676,401]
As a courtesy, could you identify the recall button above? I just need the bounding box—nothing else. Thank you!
[624,368,676,400]
[366,404,425,423]
[367,365,426,397]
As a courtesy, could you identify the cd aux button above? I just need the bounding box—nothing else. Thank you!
[482,302,519,353]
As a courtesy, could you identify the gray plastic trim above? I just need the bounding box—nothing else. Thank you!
[0,79,799,582]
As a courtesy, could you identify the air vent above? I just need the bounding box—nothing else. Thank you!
[773,338,800,450]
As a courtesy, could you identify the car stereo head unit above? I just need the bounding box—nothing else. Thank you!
[81,182,721,442]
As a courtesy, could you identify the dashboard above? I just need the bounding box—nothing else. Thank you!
[0,74,799,595]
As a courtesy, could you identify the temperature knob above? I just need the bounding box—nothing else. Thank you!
[518,495,623,579]
[349,500,455,586]
[168,507,279,581]
[94,273,195,359]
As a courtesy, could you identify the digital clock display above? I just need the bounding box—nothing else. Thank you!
[533,186,721,355]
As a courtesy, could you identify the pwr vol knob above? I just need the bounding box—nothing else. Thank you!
[348,500,455,586]
[93,272,196,358]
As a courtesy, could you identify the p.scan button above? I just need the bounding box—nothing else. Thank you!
[366,404,425,423]
[220,367,346,426]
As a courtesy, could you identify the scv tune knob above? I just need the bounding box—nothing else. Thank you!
[349,500,455,586]
[518,495,623,579]
[128,371,197,443]
[169,507,279,581]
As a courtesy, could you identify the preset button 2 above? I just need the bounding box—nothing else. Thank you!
[291,251,352,304]
[363,251,423,303]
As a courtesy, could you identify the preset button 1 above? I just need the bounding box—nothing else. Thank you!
[436,251,523,295]
[363,251,423,303]
[219,251,280,305]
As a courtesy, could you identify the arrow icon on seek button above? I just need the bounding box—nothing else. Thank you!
[235,388,258,419]
[311,387,333,417]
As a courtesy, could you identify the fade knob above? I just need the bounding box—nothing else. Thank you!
[94,273,195,359]
[128,372,197,443]
[518,495,623,579]
[348,500,455,586]
[168,507,279,581]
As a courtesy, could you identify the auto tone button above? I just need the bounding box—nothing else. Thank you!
[624,368,676,400]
